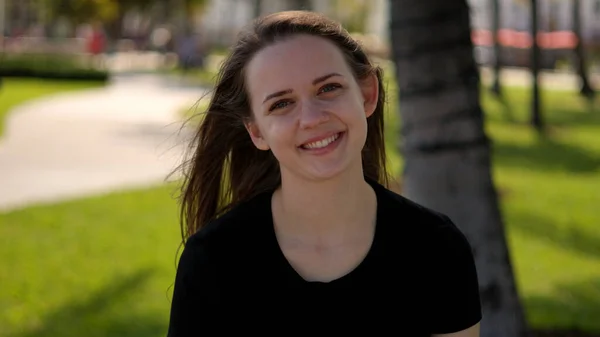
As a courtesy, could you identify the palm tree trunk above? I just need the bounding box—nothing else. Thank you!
[530,0,543,133]
[491,0,502,98]
[572,0,595,102]
[389,0,528,336]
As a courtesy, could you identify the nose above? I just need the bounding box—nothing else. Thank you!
[298,99,330,130]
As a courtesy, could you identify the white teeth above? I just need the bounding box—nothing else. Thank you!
[303,133,340,149]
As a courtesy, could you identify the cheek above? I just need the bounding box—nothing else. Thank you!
[334,97,366,123]
[262,115,297,146]
[265,120,301,164]
[334,88,367,117]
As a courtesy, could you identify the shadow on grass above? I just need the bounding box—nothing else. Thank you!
[525,278,600,334]
[486,90,517,123]
[492,136,600,173]
[15,268,167,337]
[482,88,600,127]
[549,108,600,127]
[510,211,600,259]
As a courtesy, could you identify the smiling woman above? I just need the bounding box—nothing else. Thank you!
[168,10,481,336]
[244,34,379,182]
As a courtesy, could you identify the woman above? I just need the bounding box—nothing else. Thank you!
[168,10,481,336]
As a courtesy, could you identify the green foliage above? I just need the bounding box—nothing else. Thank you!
[0,53,109,82]
[38,0,209,24]
[41,0,121,24]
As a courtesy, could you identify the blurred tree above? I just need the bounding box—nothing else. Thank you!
[254,0,263,18]
[530,0,543,133]
[38,0,207,25]
[38,0,156,42]
[332,0,369,33]
[509,0,544,131]
[287,0,312,10]
[182,0,209,28]
[490,0,502,98]
[572,0,595,103]
[389,0,528,336]
[38,0,206,40]
[41,0,121,24]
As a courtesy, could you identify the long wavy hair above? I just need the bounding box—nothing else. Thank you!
[178,10,389,242]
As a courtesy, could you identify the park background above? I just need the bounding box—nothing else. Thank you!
[0,0,599,336]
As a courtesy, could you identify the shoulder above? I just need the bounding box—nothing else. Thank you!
[372,181,455,231]
[370,182,481,332]
[371,180,473,253]
[184,190,273,257]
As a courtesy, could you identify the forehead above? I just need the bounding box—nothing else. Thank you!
[245,35,351,93]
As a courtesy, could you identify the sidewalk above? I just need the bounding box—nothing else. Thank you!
[0,74,207,212]
[479,66,600,91]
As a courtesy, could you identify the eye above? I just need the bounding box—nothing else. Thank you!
[319,83,342,94]
[269,99,293,112]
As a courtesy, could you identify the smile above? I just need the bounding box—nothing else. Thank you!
[300,132,343,150]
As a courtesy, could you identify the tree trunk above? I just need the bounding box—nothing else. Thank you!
[254,0,263,18]
[530,0,543,133]
[287,0,312,10]
[491,0,502,98]
[572,0,595,101]
[105,5,125,42]
[389,1,528,336]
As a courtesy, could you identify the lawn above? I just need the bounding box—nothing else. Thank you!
[483,87,600,332]
[0,74,599,336]
[0,185,181,337]
[0,78,105,137]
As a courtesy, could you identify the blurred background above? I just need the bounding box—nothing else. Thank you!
[0,0,598,336]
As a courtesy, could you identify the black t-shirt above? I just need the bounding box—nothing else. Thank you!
[167,180,482,335]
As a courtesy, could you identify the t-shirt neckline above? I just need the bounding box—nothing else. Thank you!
[259,178,386,286]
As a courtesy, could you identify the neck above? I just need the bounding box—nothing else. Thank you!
[273,165,377,244]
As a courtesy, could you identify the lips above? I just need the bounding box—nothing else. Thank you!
[299,132,343,149]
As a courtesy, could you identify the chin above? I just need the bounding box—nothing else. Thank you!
[307,170,345,182]
[300,159,358,182]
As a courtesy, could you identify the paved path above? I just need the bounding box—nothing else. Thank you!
[0,74,207,212]
[479,66,600,91]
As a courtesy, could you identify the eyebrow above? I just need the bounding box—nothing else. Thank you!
[262,72,343,104]
[313,72,342,85]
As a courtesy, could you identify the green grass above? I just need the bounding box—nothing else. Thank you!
[1,75,599,336]
[0,185,182,337]
[0,78,105,137]
[482,87,600,331]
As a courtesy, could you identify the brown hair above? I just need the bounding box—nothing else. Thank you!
[178,10,389,242]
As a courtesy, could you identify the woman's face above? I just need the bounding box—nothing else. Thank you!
[244,34,378,182]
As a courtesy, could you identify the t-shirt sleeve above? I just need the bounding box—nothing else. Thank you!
[167,238,221,336]
[428,215,482,334]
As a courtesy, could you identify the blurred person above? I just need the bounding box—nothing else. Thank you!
[176,31,202,75]
[86,22,106,55]
[167,10,481,336]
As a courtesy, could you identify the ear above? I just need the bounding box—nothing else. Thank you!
[359,72,379,118]
[244,120,270,151]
